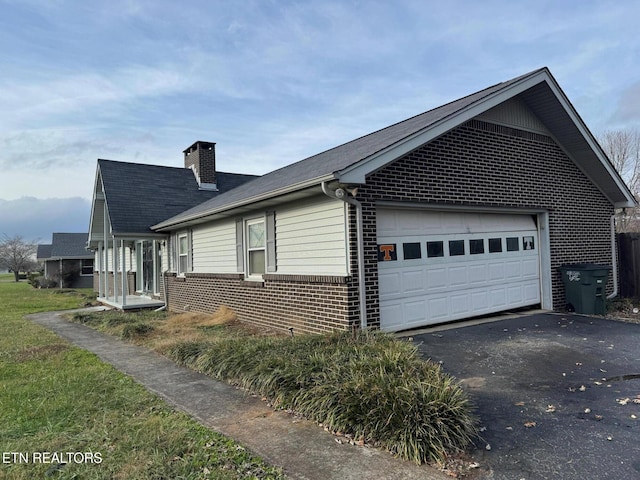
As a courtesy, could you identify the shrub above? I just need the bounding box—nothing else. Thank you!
[167,329,478,464]
[29,277,58,289]
[121,322,155,339]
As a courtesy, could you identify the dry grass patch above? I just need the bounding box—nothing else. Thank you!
[166,306,237,328]
[13,343,69,362]
[151,307,239,353]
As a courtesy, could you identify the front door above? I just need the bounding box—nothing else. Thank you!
[137,240,161,295]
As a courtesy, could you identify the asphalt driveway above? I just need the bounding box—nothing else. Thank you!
[409,312,640,480]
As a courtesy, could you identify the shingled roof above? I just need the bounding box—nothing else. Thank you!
[38,233,92,259]
[98,160,258,235]
[36,244,53,260]
[152,67,635,231]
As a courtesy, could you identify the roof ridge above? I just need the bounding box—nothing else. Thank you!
[236,68,549,180]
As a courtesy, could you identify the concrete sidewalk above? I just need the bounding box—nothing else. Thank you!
[28,310,449,480]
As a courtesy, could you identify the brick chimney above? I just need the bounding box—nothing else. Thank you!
[184,141,217,190]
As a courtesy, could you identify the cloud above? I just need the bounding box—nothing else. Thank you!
[0,197,92,242]
[0,130,129,171]
[611,81,640,127]
[0,65,200,131]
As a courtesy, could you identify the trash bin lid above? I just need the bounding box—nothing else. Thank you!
[558,263,611,271]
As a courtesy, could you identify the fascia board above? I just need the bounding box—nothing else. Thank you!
[87,165,104,241]
[337,73,550,184]
[540,76,637,207]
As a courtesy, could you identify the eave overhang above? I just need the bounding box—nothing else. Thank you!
[337,68,636,209]
[152,174,335,231]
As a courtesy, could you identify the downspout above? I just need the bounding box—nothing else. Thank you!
[155,269,169,312]
[607,214,618,300]
[321,181,367,328]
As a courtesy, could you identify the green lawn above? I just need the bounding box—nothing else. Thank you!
[0,276,285,479]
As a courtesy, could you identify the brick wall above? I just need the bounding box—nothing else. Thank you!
[184,141,216,185]
[166,273,358,335]
[354,119,614,328]
[93,271,136,297]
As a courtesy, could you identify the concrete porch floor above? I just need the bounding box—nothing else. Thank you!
[97,295,165,310]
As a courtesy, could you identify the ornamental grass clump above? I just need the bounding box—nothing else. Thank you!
[166,329,478,464]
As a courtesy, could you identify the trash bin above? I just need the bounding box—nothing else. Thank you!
[558,264,611,315]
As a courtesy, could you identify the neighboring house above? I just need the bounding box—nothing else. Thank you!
[89,67,636,333]
[37,233,94,288]
[86,141,258,309]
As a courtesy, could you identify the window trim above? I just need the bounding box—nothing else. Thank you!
[236,212,276,279]
[245,216,267,280]
[80,259,94,276]
[177,232,190,276]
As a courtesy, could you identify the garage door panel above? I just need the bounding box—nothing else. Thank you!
[427,268,447,290]
[507,285,524,304]
[505,260,522,278]
[448,265,468,287]
[379,271,402,295]
[522,258,539,276]
[471,291,489,310]
[524,283,541,302]
[404,299,427,323]
[378,209,541,332]
[469,264,487,284]
[489,288,507,308]
[402,269,424,294]
[427,297,449,320]
[380,302,403,328]
[450,293,471,315]
[488,263,505,281]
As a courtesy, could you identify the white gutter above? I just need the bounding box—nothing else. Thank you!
[607,214,618,300]
[321,181,367,329]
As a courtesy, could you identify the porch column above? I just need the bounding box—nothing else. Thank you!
[97,241,103,297]
[121,239,127,308]
[103,202,109,299]
[113,237,118,302]
[152,240,158,296]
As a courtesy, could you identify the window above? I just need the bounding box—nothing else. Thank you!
[403,242,421,260]
[426,241,444,258]
[81,259,94,276]
[449,240,465,256]
[506,237,519,251]
[236,212,276,277]
[178,233,189,275]
[246,218,266,277]
[488,238,502,253]
[378,244,397,261]
[523,236,535,250]
[470,239,485,255]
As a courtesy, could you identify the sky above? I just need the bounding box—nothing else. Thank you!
[1,0,639,242]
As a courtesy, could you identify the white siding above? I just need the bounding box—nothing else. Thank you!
[192,219,237,273]
[100,245,135,272]
[276,196,348,275]
[477,97,550,134]
[190,195,349,276]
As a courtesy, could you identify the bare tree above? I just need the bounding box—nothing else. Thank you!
[598,128,640,232]
[0,234,38,282]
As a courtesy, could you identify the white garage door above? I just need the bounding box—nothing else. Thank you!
[377,209,541,332]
